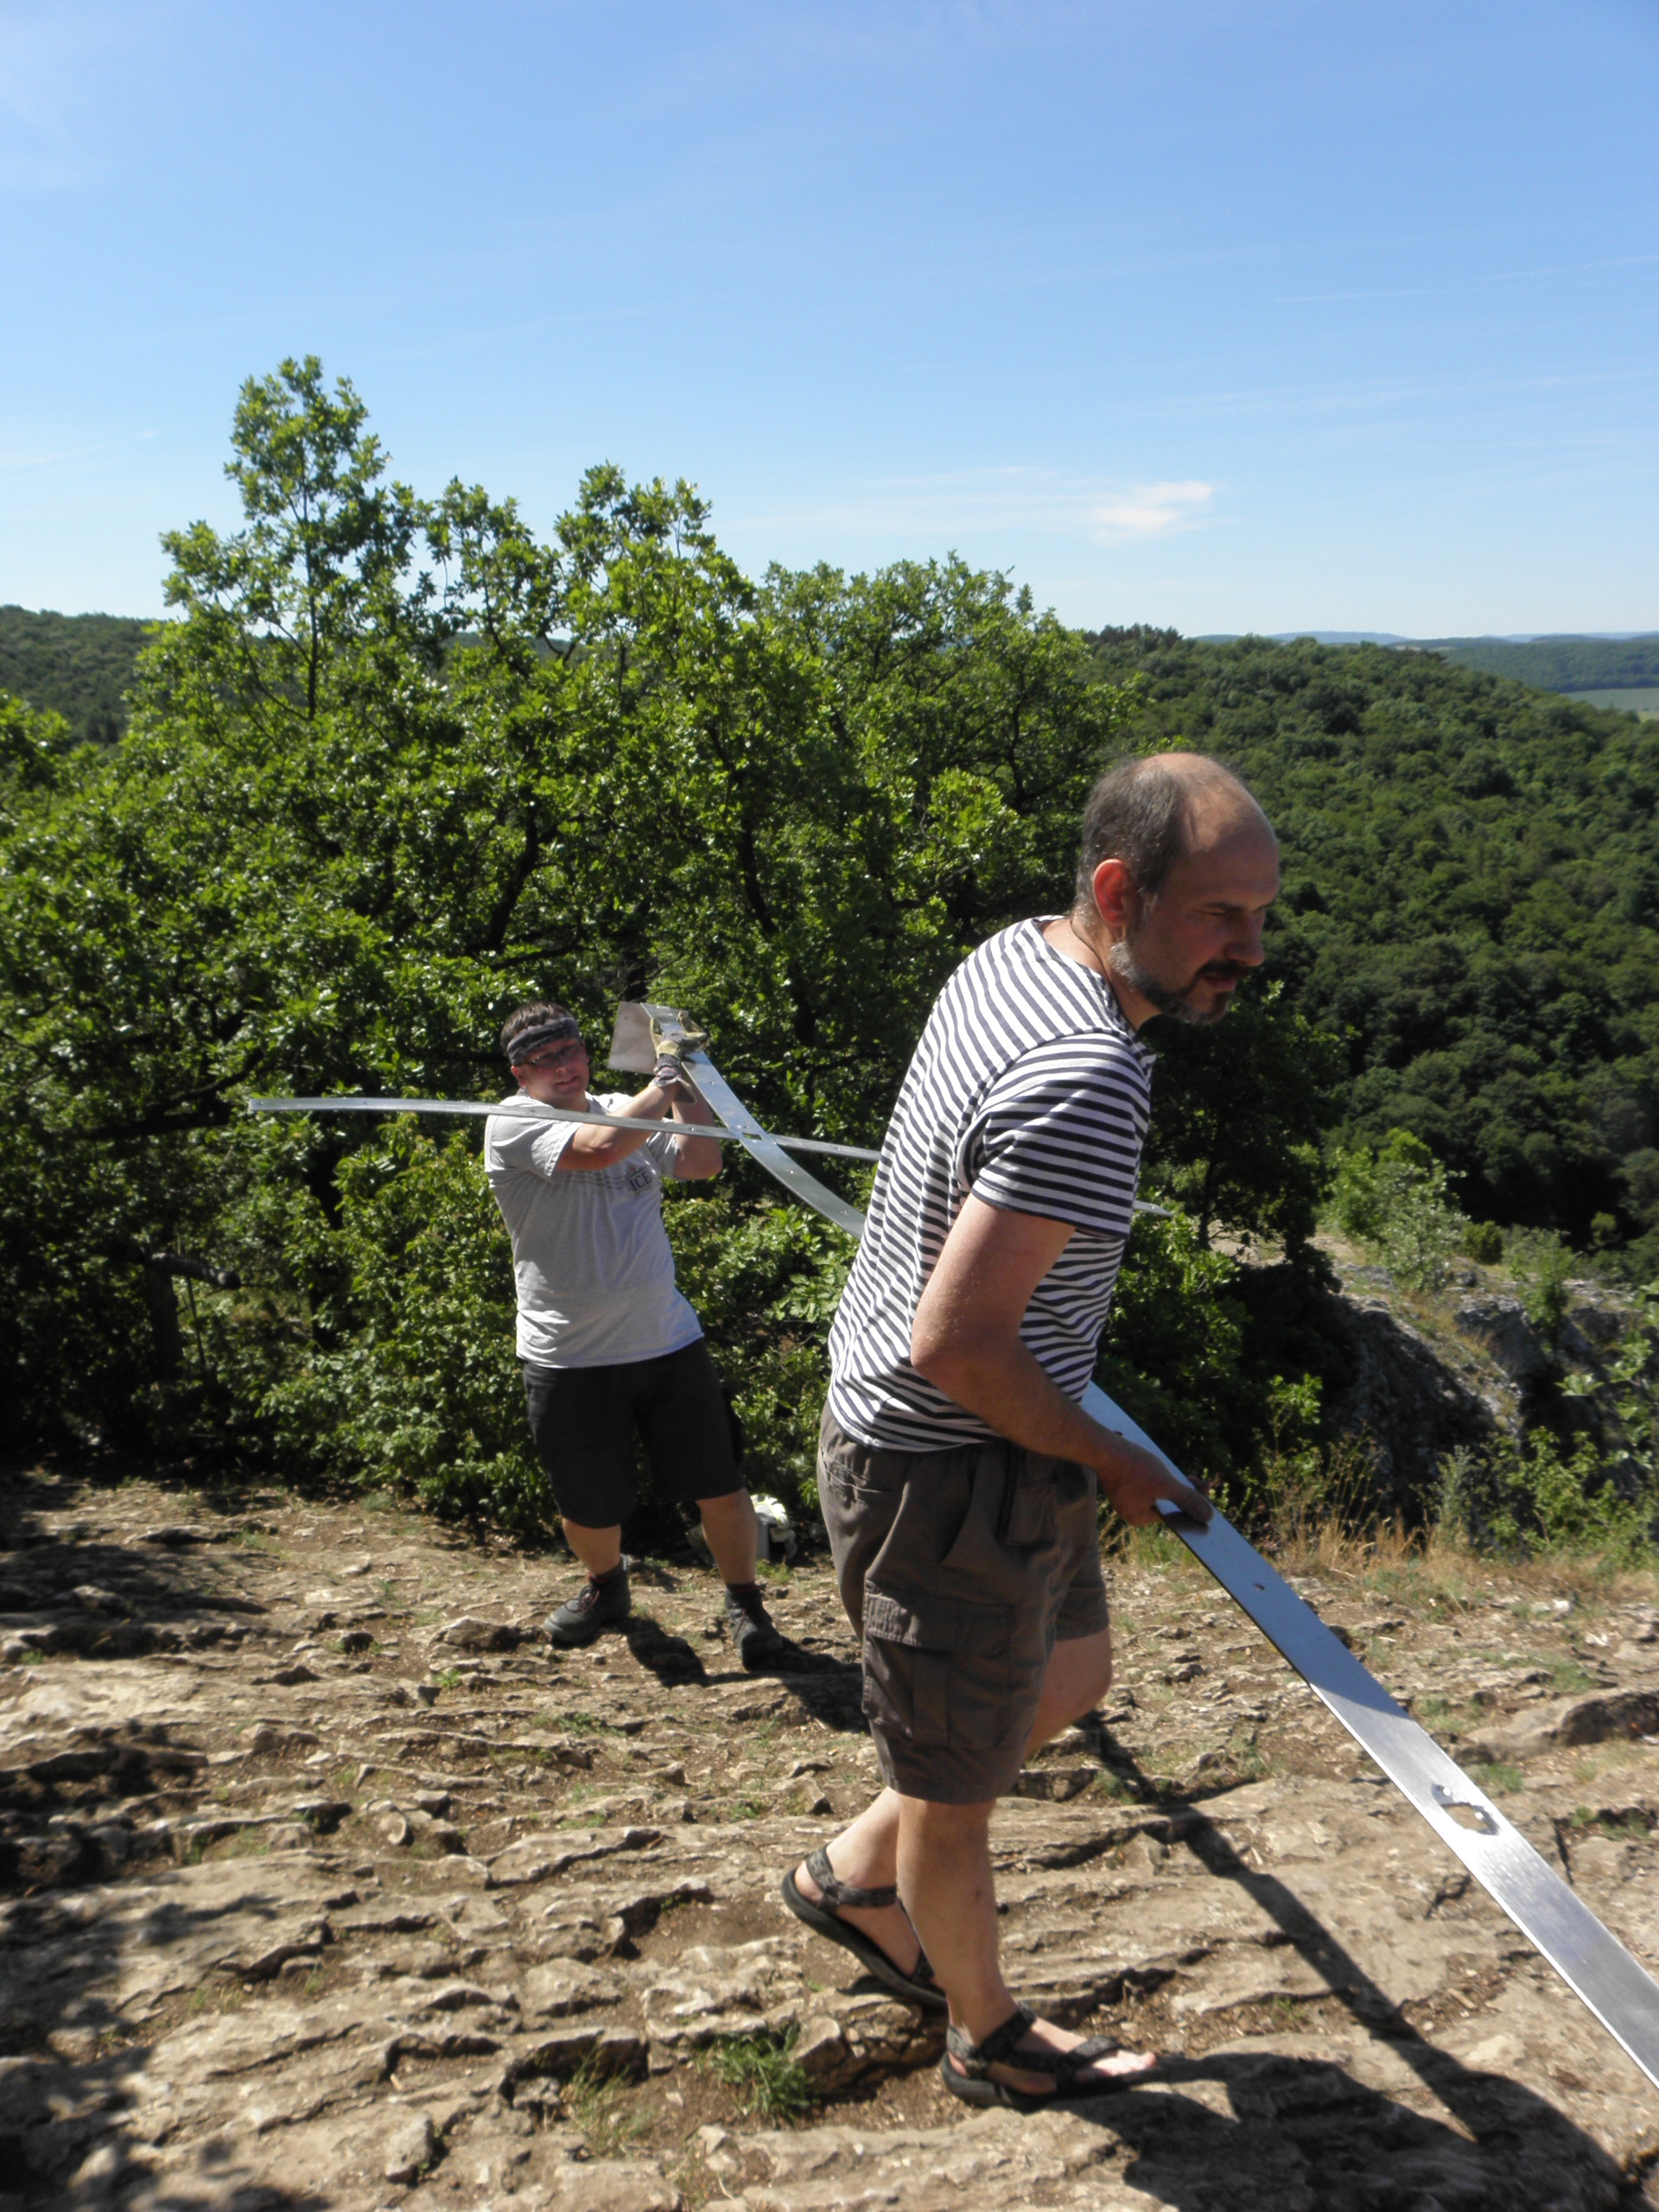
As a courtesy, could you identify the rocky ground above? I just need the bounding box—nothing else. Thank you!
[3,1460,1659,2212]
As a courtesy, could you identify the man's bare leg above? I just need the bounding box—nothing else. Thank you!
[790,1786,920,1975]
[898,1796,1155,2093]
[562,1518,624,1577]
[791,1625,1116,1985]
[696,1488,760,1585]
[1024,1625,1114,1758]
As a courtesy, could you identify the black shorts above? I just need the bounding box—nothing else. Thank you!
[522,1337,743,1528]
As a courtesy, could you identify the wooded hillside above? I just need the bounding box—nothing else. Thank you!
[1426,634,1659,692]
[0,605,153,744]
[1089,627,1659,1246]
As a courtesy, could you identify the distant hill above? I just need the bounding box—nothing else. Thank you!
[0,605,156,744]
[1198,632,1659,696]
[1419,635,1659,692]
[10,605,1656,744]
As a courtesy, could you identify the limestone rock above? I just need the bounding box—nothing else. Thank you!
[435,1615,524,1651]
[383,2107,435,2183]
[545,2162,683,2212]
[5,1464,1656,2212]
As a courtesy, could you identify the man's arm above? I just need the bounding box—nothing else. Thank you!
[556,1078,682,1172]
[910,1193,1211,1527]
[663,1068,723,1181]
[555,1074,723,1178]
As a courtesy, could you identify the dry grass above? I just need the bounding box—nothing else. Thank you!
[1571,1740,1657,1790]
[1119,1495,1659,1619]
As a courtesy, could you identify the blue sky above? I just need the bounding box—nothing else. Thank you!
[2,0,1656,633]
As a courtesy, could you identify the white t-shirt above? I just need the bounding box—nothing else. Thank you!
[484,1091,704,1369]
[828,918,1154,1449]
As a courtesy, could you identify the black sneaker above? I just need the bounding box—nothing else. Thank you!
[724,1585,786,1671]
[545,1566,631,1648]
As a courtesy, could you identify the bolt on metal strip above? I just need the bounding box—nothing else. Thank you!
[1080,1380,1659,2094]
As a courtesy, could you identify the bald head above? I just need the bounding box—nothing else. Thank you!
[1072,751,1274,912]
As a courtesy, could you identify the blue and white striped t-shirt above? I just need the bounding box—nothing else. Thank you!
[827,918,1154,1451]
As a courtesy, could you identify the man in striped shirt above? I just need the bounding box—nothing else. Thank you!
[783,752,1281,2108]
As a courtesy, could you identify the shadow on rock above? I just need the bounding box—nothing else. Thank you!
[621,1612,708,1687]
[1065,2052,1623,2212]
[0,1459,272,1671]
[0,1465,280,1898]
[1075,1758,1631,2212]
[775,1658,868,1732]
[0,1872,346,2205]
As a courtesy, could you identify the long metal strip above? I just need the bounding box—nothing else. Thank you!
[681,1052,1167,1226]
[685,1054,870,1237]
[246,1094,880,1162]
[1079,1380,1659,2091]
[687,1048,1659,2094]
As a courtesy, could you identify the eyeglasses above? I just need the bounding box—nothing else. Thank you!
[523,1039,587,1071]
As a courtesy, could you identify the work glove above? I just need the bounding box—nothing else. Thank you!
[649,1007,709,1064]
[648,1007,709,1096]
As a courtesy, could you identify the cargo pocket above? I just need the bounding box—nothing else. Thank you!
[995,1450,1059,1550]
[861,1585,1011,1748]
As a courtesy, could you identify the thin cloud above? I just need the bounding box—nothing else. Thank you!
[0,429,158,473]
[1279,252,1659,305]
[736,467,1217,546]
[0,2,161,189]
[1090,480,1213,541]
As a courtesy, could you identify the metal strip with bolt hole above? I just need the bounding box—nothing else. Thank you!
[688,1050,1659,2092]
[245,1094,882,1162]
[1079,1376,1659,2093]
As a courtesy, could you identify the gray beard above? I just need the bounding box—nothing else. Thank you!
[1109,938,1231,1027]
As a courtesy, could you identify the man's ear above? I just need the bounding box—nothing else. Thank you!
[1089,857,1140,935]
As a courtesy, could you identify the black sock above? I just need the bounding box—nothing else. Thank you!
[590,1560,626,1586]
[724,1580,760,1599]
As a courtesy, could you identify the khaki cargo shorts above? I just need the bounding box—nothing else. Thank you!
[817,1405,1110,1805]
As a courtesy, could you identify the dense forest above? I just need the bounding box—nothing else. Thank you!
[0,605,154,745]
[3,358,1655,1539]
[10,612,1659,749]
[1087,628,1659,1249]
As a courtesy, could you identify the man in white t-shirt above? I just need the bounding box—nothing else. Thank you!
[785,752,1280,2109]
[486,1001,783,1664]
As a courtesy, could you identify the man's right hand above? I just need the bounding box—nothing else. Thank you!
[1094,1433,1212,1526]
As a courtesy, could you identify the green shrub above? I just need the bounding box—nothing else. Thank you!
[1434,1428,1657,1564]
[1508,1228,1573,1346]
[1330,1128,1468,1290]
[1096,1208,1248,1484]
[262,1122,550,1531]
[1463,1220,1503,1266]
[663,1183,855,1515]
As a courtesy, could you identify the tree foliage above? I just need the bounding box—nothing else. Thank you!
[1330,1128,1470,1291]
[0,365,1349,1516]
